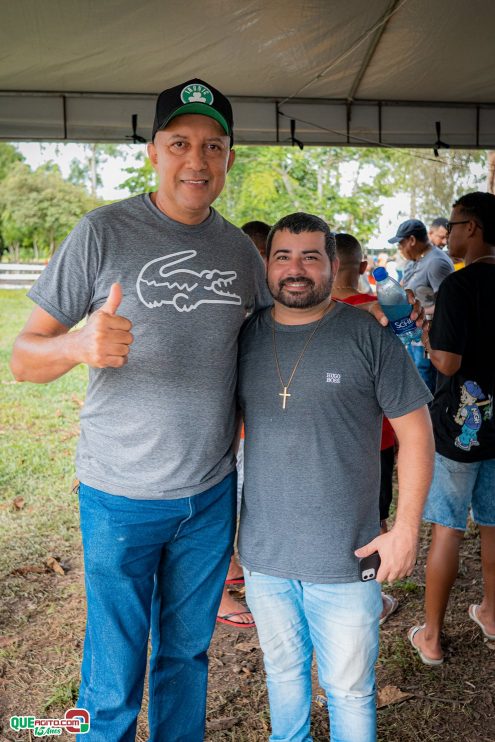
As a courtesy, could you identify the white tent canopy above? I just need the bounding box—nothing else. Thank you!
[1,0,495,147]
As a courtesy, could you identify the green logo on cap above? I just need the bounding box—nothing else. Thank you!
[180,84,214,106]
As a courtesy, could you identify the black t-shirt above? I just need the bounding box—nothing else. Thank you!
[429,263,495,462]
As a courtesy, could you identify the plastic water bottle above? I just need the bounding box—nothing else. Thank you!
[372,267,422,346]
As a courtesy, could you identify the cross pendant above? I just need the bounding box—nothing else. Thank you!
[279,387,291,410]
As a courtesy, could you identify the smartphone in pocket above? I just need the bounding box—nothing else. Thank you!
[358,552,381,582]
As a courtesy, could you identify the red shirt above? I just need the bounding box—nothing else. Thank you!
[337,293,395,451]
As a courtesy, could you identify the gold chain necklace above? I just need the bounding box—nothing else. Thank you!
[271,303,332,410]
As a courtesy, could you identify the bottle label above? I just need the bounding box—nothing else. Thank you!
[390,316,417,337]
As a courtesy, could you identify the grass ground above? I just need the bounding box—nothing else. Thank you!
[0,291,85,626]
[1,290,494,741]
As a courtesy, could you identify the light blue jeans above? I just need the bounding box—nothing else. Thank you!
[244,571,381,742]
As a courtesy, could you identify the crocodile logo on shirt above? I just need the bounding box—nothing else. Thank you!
[136,250,241,312]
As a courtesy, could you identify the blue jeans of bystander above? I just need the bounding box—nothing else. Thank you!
[423,452,495,529]
[407,342,436,394]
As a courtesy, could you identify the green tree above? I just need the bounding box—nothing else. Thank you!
[0,144,25,258]
[214,145,487,239]
[0,143,24,181]
[118,151,157,195]
[0,163,99,260]
[377,148,487,222]
[68,144,128,197]
[214,146,398,242]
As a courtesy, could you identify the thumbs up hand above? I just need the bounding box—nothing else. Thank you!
[100,282,123,316]
[77,283,133,368]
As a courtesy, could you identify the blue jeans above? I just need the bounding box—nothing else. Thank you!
[77,473,236,742]
[407,342,436,394]
[244,571,381,742]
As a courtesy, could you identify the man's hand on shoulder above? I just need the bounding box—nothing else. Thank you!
[74,283,134,369]
[355,522,419,584]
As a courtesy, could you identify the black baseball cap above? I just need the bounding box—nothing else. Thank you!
[388,218,428,244]
[152,78,234,144]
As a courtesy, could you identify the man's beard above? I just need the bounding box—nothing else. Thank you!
[268,275,333,308]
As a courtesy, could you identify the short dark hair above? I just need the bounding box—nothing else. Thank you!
[266,212,336,261]
[453,192,495,244]
[430,217,448,230]
[335,233,363,263]
[241,220,271,240]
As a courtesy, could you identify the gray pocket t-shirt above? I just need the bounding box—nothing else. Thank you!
[237,304,432,583]
[29,194,270,499]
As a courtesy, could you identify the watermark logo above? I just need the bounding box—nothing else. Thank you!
[10,708,90,735]
[65,710,90,734]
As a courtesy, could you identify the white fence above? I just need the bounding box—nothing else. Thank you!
[0,263,45,289]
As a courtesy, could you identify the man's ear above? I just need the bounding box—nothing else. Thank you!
[359,259,368,275]
[331,257,340,276]
[147,142,158,169]
[227,148,236,173]
[467,219,479,237]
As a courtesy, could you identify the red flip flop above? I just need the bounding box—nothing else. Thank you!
[216,610,255,629]
[225,575,245,586]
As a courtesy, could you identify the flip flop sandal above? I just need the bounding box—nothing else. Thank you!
[225,575,245,586]
[407,624,444,666]
[379,594,399,625]
[216,610,255,629]
[468,604,495,640]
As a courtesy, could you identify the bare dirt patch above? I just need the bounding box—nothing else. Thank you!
[1,524,495,741]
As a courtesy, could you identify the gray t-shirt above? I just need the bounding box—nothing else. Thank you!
[403,246,454,307]
[29,194,270,499]
[237,303,432,583]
